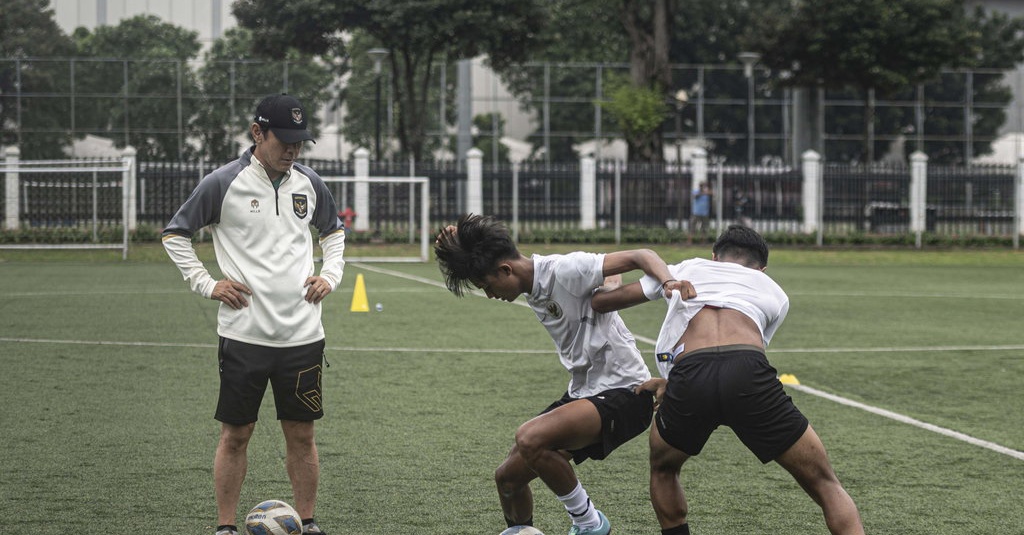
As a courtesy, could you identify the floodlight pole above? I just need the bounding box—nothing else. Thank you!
[738,52,761,169]
[673,89,689,165]
[368,48,389,163]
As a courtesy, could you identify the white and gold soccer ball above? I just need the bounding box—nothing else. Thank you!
[244,499,302,535]
[499,527,545,535]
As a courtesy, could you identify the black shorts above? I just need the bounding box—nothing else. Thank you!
[655,345,808,463]
[215,337,326,425]
[542,387,654,464]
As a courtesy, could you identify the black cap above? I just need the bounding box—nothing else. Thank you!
[254,94,316,144]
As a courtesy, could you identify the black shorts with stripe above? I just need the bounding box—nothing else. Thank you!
[655,344,808,463]
[215,337,326,425]
[542,387,654,464]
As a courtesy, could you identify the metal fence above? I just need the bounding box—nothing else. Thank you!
[2,57,1020,166]
[2,151,1020,246]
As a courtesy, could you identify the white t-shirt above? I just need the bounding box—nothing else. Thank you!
[639,257,789,377]
[527,252,652,398]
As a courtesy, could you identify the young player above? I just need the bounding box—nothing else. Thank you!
[434,213,681,535]
[591,225,865,535]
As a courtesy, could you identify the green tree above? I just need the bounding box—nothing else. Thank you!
[756,0,980,162]
[233,0,548,162]
[600,74,669,161]
[0,0,76,158]
[472,112,510,164]
[72,15,202,160]
[493,0,631,161]
[495,0,793,163]
[194,27,335,163]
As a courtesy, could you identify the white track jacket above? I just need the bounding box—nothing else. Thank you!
[162,148,346,347]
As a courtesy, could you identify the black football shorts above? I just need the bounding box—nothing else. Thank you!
[215,337,326,425]
[655,344,808,463]
[542,387,654,464]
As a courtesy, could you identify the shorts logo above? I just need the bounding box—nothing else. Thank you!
[656,352,675,365]
[295,364,322,412]
[292,194,308,218]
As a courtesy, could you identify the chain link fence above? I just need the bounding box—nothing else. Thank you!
[2,57,1020,166]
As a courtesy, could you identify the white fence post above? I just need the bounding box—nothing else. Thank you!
[122,146,137,231]
[1016,156,1024,248]
[580,155,596,230]
[692,147,708,189]
[910,151,928,248]
[467,148,483,215]
[353,148,371,232]
[4,146,19,231]
[801,150,821,235]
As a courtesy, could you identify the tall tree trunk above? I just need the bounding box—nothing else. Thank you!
[620,0,672,162]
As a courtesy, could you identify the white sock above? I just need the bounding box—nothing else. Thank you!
[557,481,600,528]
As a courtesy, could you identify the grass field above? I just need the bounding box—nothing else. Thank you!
[1,243,1023,534]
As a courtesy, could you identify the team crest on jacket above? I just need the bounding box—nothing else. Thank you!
[292,194,308,218]
[538,299,563,319]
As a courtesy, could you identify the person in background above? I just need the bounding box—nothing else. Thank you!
[163,93,345,535]
[592,225,864,535]
[689,182,712,241]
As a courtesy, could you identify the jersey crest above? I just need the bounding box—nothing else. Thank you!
[292,194,308,218]
[538,299,563,320]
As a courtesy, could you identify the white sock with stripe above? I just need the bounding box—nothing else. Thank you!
[557,481,600,528]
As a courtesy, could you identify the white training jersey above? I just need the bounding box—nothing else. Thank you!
[527,252,652,398]
[639,257,789,377]
[162,148,346,348]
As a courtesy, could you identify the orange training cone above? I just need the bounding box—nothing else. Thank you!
[350,273,370,312]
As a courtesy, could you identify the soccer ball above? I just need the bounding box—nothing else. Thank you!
[499,527,545,535]
[244,499,302,535]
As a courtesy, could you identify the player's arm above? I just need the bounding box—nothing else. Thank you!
[592,249,694,312]
[591,280,648,312]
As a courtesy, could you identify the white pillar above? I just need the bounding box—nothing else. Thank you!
[466,147,483,214]
[122,146,137,231]
[910,151,928,248]
[691,147,708,188]
[801,150,822,234]
[353,148,371,232]
[580,155,596,230]
[4,146,19,230]
[1016,156,1024,238]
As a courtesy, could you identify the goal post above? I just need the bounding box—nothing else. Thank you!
[320,175,431,262]
[1,147,135,259]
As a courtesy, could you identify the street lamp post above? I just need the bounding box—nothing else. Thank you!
[368,48,389,163]
[673,89,689,165]
[673,89,689,230]
[738,51,760,168]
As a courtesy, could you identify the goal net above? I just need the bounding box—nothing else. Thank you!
[1,156,134,259]
[321,175,431,262]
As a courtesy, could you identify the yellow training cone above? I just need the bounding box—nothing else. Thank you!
[350,273,370,312]
[779,373,800,385]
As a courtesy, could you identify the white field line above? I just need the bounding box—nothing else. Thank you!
[353,263,1024,462]
[3,263,1022,461]
[1,334,1022,460]
[788,383,1024,462]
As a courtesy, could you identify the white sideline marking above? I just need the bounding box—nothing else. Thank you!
[788,383,1024,462]
[352,263,1024,462]
[2,334,1022,461]
[4,263,1022,461]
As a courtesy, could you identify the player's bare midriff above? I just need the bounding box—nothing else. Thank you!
[676,305,764,357]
